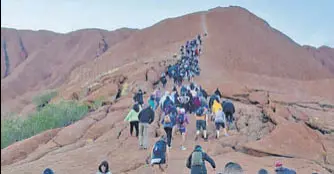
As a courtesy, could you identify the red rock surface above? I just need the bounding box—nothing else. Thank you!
[1,6,334,174]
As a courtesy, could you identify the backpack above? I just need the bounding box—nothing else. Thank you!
[164,115,171,123]
[191,151,204,166]
[177,114,185,125]
[196,107,204,116]
[153,140,166,158]
[193,97,201,107]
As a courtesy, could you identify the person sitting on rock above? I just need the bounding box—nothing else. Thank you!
[43,168,54,174]
[274,161,296,174]
[124,103,141,137]
[96,161,112,174]
[146,135,170,174]
[186,145,216,174]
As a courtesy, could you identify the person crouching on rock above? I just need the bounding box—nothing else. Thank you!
[186,145,216,174]
[146,135,170,174]
[96,161,112,174]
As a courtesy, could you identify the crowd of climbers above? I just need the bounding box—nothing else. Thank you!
[42,35,298,173]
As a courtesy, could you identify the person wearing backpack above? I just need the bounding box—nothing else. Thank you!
[138,105,155,149]
[161,112,174,149]
[195,107,208,141]
[133,89,144,106]
[274,161,296,174]
[96,161,112,174]
[146,136,170,174]
[124,103,142,137]
[214,107,228,138]
[176,108,189,150]
[186,145,216,174]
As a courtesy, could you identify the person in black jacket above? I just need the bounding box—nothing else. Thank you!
[222,100,235,127]
[138,105,155,149]
[133,89,144,106]
[186,145,216,174]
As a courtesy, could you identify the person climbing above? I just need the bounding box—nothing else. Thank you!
[161,111,174,149]
[138,104,155,149]
[214,107,228,138]
[274,161,296,174]
[258,169,269,174]
[160,73,167,88]
[133,89,144,106]
[146,135,170,174]
[208,94,220,112]
[155,88,162,106]
[195,107,208,141]
[186,145,216,174]
[115,88,122,100]
[96,161,112,174]
[221,162,243,174]
[222,100,235,129]
[176,108,189,150]
[212,99,222,115]
[148,95,156,110]
[124,103,141,137]
[214,88,222,98]
[43,168,54,174]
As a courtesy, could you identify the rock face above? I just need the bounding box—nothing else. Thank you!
[1,6,334,174]
[245,123,326,162]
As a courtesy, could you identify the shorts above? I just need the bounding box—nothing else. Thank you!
[215,122,225,130]
[151,158,166,165]
[196,120,207,131]
[178,126,186,134]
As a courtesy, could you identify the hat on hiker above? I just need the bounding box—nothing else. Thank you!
[43,168,54,174]
[194,145,202,151]
[275,161,283,168]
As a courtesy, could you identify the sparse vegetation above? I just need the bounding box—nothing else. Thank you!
[32,90,58,109]
[1,100,88,149]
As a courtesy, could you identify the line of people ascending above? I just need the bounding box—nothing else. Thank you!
[161,34,202,87]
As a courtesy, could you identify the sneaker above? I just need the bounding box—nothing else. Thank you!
[181,146,187,151]
[169,146,172,150]
[224,133,229,137]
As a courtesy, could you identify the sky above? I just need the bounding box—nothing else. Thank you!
[1,0,333,47]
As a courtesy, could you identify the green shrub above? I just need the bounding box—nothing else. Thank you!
[32,90,58,108]
[1,100,88,149]
[92,97,105,110]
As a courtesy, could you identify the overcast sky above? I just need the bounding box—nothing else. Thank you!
[1,0,333,47]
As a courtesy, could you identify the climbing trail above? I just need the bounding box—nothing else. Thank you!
[201,12,208,36]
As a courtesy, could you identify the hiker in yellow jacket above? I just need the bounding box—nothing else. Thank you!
[212,100,222,115]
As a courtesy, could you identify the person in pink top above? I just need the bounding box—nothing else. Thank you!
[176,108,189,150]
